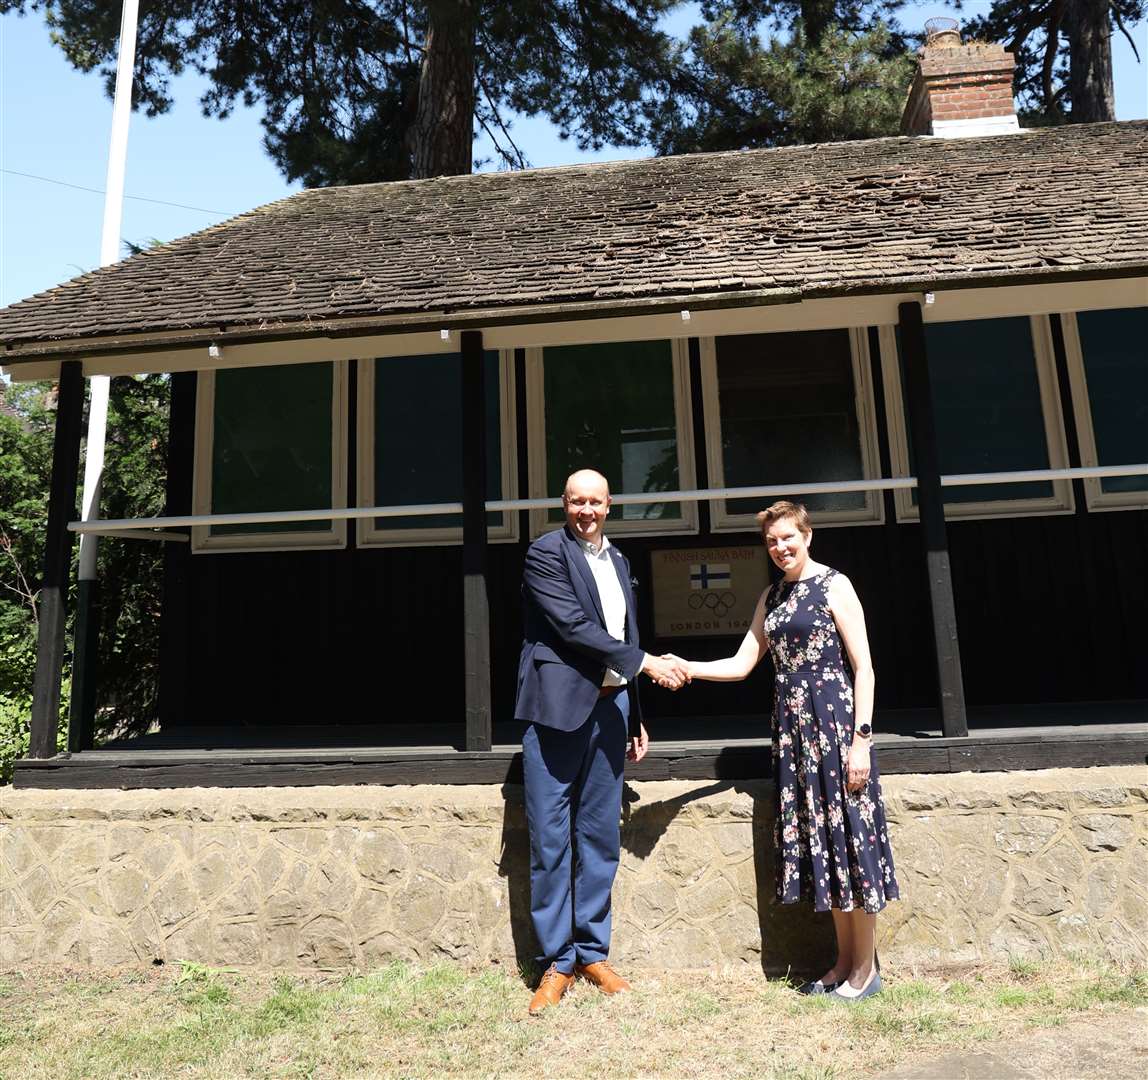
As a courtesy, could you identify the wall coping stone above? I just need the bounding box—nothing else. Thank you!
[2,766,1144,823]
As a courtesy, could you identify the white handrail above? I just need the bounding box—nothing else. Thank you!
[66,463,1148,536]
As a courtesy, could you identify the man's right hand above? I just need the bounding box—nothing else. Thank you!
[642,653,690,690]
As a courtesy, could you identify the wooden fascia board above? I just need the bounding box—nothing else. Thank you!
[3,274,1146,382]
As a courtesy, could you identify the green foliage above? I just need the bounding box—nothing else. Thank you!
[172,962,236,1011]
[958,0,1144,123]
[0,381,65,781]
[3,958,1146,1078]
[0,375,169,782]
[95,374,170,739]
[173,961,239,985]
[0,674,69,785]
[650,10,915,154]
[1,0,935,184]
[3,1,689,183]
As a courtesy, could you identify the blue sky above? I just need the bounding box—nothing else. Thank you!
[2,3,1145,310]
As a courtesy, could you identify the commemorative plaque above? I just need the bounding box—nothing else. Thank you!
[651,546,770,638]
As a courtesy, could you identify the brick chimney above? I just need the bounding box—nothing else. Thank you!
[901,19,1019,138]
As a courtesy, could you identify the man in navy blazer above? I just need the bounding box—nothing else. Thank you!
[516,468,687,1015]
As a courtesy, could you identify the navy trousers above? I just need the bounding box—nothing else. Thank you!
[522,689,629,974]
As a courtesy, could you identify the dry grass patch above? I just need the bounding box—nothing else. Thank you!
[0,955,1143,1079]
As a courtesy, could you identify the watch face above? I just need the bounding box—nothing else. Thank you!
[857,724,872,737]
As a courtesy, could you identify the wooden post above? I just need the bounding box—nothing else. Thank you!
[461,330,492,751]
[686,337,711,534]
[1048,314,1089,516]
[67,580,99,752]
[158,371,197,729]
[898,302,969,738]
[30,361,85,758]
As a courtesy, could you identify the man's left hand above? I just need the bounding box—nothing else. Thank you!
[627,723,650,763]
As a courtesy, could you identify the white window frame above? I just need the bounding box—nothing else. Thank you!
[525,338,699,538]
[192,361,349,553]
[1060,310,1148,513]
[700,327,884,531]
[355,350,519,547]
[879,315,1074,521]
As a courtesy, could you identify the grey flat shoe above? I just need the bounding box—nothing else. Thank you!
[796,978,841,995]
[831,971,882,1002]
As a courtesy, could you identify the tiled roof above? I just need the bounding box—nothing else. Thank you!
[2,120,1147,354]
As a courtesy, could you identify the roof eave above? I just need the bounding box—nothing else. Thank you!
[2,262,1147,364]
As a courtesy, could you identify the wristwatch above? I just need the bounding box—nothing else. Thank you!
[855,723,872,739]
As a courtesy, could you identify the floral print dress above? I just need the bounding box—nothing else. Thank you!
[765,568,899,914]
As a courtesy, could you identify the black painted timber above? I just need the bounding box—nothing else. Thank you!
[29,360,85,759]
[12,722,1146,789]
[163,348,1148,733]
[159,372,197,728]
[898,301,968,738]
[68,578,99,752]
[461,330,492,751]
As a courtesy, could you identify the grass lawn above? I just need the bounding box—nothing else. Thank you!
[0,955,1144,1079]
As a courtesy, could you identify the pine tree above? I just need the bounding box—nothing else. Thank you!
[646,1,916,154]
[1,0,689,181]
[957,0,1144,123]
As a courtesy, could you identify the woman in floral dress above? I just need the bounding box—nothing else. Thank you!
[680,500,897,1001]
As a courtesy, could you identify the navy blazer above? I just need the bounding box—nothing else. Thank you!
[515,526,644,734]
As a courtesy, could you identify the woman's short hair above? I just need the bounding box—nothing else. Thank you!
[756,500,812,536]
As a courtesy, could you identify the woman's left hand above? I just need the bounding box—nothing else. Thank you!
[846,740,871,793]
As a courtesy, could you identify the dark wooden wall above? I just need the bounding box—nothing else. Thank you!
[172,506,1148,732]
[164,328,1148,739]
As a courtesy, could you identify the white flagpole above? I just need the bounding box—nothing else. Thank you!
[78,0,139,580]
[71,0,140,745]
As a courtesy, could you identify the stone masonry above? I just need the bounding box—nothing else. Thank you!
[1,766,1145,972]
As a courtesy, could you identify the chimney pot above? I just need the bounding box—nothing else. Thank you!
[925,17,961,48]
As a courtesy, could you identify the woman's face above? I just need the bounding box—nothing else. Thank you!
[765,517,811,575]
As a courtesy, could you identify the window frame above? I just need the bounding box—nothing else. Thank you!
[878,315,1074,521]
[1060,309,1148,513]
[525,337,699,538]
[699,326,884,531]
[355,349,519,547]
[191,360,349,553]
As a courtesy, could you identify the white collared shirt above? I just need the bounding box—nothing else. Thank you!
[576,534,630,687]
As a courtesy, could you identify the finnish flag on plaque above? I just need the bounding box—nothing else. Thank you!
[689,563,731,590]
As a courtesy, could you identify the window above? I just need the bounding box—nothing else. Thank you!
[526,339,697,535]
[880,315,1072,520]
[356,350,517,546]
[700,328,883,530]
[1062,307,1148,511]
[192,361,348,552]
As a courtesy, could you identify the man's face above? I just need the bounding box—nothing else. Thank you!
[563,473,611,545]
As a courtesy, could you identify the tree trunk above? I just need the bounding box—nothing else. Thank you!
[410,0,476,178]
[1066,0,1116,122]
[801,0,836,49]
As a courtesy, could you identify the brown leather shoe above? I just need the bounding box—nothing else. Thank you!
[575,960,631,994]
[528,964,574,1015]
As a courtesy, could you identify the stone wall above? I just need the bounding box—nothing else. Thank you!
[2,766,1145,972]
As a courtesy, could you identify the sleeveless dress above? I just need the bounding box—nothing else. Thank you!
[764,567,899,914]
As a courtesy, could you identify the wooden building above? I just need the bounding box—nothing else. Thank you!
[2,41,1146,788]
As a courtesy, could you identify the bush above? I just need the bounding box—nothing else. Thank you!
[0,680,67,785]
[0,375,167,783]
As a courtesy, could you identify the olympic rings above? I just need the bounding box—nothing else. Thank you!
[687,590,737,617]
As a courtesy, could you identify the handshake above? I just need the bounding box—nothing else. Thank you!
[642,653,692,690]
